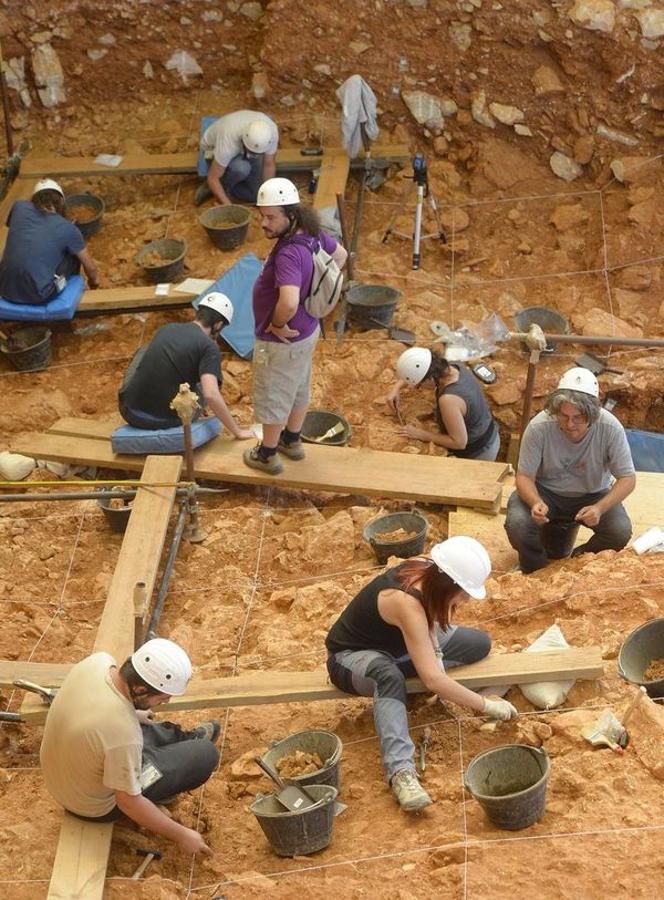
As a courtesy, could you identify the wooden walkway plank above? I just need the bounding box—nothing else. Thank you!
[78,285,196,314]
[0,659,71,688]
[47,814,113,900]
[18,648,604,724]
[313,153,351,210]
[12,418,509,509]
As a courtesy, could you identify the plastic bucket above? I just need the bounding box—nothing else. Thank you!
[464,745,550,830]
[97,488,133,534]
[262,730,343,791]
[136,238,187,284]
[346,284,401,329]
[250,784,338,857]
[514,307,569,353]
[618,618,664,698]
[65,193,105,240]
[363,511,429,565]
[301,410,352,447]
[0,327,52,372]
[199,204,251,250]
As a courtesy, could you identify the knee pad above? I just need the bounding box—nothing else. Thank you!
[365,656,408,704]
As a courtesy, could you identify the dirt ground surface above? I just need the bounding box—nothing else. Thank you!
[1,0,664,897]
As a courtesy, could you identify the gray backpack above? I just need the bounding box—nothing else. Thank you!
[285,235,344,319]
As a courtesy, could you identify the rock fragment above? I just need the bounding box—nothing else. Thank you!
[488,102,524,125]
[401,91,444,128]
[471,91,495,129]
[31,43,66,107]
[531,65,565,95]
[549,151,583,182]
[569,0,616,33]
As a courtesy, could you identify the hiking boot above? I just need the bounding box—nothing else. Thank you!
[277,438,305,460]
[243,445,284,475]
[390,769,433,813]
[190,720,221,744]
[194,181,213,206]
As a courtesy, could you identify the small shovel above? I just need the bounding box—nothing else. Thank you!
[254,756,317,811]
[575,352,623,376]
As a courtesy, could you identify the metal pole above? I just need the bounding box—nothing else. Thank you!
[145,500,188,641]
[519,349,540,439]
[412,183,424,270]
[0,486,228,504]
[0,41,14,157]
[510,332,664,350]
[335,192,354,344]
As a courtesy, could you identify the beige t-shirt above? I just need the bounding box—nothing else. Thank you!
[40,652,143,817]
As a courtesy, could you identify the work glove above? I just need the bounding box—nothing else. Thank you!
[483,697,518,721]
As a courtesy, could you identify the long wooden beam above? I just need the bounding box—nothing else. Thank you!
[20,145,409,179]
[78,284,196,315]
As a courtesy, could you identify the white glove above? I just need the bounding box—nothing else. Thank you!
[483,697,518,721]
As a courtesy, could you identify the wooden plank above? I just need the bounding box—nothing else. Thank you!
[20,144,410,179]
[0,659,71,688]
[18,648,604,724]
[14,420,509,509]
[78,285,195,315]
[47,813,113,900]
[313,153,351,210]
[0,178,37,256]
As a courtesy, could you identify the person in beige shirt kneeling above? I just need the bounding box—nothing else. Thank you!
[40,639,219,855]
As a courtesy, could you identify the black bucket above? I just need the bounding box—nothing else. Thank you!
[65,193,105,240]
[301,410,352,446]
[97,488,133,534]
[618,618,664,698]
[514,307,569,354]
[0,327,52,372]
[464,745,550,830]
[199,204,251,250]
[250,784,338,857]
[363,511,429,565]
[136,238,187,284]
[346,284,401,330]
[262,730,343,791]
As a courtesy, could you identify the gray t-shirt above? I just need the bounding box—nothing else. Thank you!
[201,110,278,167]
[518,408,635,496]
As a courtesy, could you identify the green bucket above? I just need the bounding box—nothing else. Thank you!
[464,745,550,830]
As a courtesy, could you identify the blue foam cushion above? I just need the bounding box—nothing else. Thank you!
[197,115,220,176]
[0,275,85,322]
[111,416,221,455]
[193,253,261,359]
[626,428,664,473]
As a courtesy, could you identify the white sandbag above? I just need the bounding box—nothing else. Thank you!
[0,451,36,481]
[519,624,575,709]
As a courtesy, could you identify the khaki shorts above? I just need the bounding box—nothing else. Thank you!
[253,327,319,424]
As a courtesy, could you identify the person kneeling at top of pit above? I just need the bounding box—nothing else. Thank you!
[118,292,253,438]
[40,639,219,855]
[504,366,636,574]
[386,348,500,461]
[325,536,518,813]
[0,178,100,304]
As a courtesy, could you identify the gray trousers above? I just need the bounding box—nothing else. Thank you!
[327,626,491,782]
[504,484,632,574]
[70,721,219,823]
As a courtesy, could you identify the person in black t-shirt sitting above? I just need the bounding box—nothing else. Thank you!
[326,536,518,813]
[118,292,253,438]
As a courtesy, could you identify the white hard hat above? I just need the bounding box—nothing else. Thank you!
[256,177,300,207]
[430,536,492,600]
[33,178,64,198]
[199,291,234,325]
[557,366,599,398]
[242,119,273,155]
[396,347,432,386]
[132,638,193,696]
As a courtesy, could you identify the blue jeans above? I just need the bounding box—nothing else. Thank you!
[220,154,263,203]
[504,484,632,573]
[327,626,491,781]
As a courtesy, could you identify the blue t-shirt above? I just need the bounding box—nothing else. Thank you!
[0,200,85,305]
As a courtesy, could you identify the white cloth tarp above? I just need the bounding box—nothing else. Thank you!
[336,75,379,158]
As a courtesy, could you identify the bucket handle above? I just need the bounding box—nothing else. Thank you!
[617,659,627,681]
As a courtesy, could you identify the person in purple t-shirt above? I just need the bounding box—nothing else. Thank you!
[244,177,348,475]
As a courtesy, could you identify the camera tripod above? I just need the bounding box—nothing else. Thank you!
[381,153,446,270]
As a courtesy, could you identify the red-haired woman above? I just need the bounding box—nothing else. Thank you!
[325,536,517,812]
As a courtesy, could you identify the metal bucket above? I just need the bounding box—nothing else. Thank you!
[262,730,343,791]
[250,784,338,857]
[136,238,187,284]
[301,410,352,446]
[514,307,569,353]
[618,618,664,698]
[363,511,429,565]
[65,193,105,240]
[0,327,52,372]
[464,745,550,830]
[97,489,133,534]
[199,204,251,250]
[346,284,401,330]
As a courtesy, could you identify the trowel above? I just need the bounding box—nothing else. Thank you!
[254,756,317,811]
[575,352,623,376]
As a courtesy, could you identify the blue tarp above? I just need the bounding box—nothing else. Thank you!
[193,253,261,359]
[626,428,664,474]
[0,275,85,322]
[197,115,220,176]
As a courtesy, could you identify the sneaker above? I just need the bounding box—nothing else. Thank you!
[277,438,305,460]
[390,769,433,813]
[243,446,284,475]
[191,720,221,744]
[194,181,213,206]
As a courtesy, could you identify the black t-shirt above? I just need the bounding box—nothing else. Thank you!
[325,565,423,658]
[119,322,221,419]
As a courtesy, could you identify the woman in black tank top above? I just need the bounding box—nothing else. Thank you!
[326,537,518,813]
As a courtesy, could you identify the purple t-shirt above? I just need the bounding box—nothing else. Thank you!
[252,231,338,343]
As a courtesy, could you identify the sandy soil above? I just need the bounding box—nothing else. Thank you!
[2,0,664,897]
